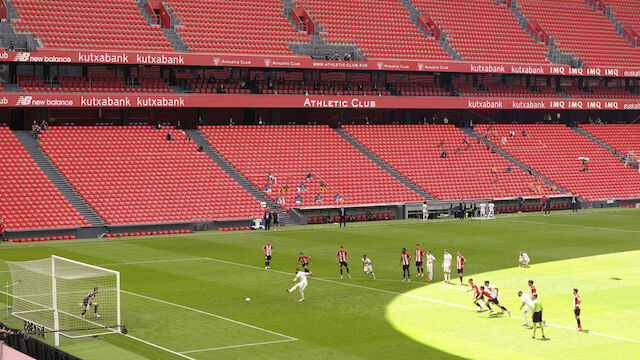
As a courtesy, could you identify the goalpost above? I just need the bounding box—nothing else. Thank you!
[6,255,121,346]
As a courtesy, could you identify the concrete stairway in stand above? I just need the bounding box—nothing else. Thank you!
[460,127,569,194]
[13,131,106,226]
[571,127,622,157]
[187,130,297,225]
[334,128,433,201]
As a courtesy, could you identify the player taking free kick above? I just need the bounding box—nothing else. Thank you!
[286,268,311,301]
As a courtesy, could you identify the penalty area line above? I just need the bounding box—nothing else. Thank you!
[179,339,298,354]
[203,257,640,345]
[124,334,196,360]
[121,290,298,341]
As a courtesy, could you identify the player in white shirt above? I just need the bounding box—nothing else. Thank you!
[518,290,534,326]
[425,250,436,281]
[519,251,530,267]
[422,202,428,221]
[286,268,311,301]
[479,203,487,218]
[361,255,376,280]
[488,202,495,219]
[442,249,452,283]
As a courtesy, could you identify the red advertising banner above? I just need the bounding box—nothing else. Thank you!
[2,93,640,109]
[2,48,640,78]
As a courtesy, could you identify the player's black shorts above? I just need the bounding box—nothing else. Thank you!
[533,311,542,323]
[574,309,581,316]
[265,255,272,260]
[339,261,348,267]
[301,262,308,268]
[457,268,464,274]
[274,219,279,225]
[415,261,423,267]
[402,264,410,270]
[303,268,310,273]
[473,293,484,301]
[82,301,89,307]
[490,298,500,305]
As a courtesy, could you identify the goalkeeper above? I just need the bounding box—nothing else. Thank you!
[81,287,100,318]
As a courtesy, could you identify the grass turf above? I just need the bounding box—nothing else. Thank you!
[0,208,638,359]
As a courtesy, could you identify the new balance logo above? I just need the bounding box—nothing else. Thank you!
[377,62,383,70]
[418,63,424,71]
[264,59,272,67]
[16,96,33,105]
[14,52,30,62]
[213,58,220,66]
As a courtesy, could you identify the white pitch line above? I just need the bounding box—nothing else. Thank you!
[203,257,640,345]
[501,218,640,233]
[180,339,298,354]
[124,334,196,360]
[121,290,298,341]
[0,257,207,273]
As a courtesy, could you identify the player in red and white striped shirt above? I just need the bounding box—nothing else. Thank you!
[456,251,467,285]
[573,288,582,331]
[528,280,537,296]
[263,240,273,269]
[466,278,492,311]
[297,253,312,273]
[415,244,425,278]
[400,248,411,282]
[336,246,351,279]
[480,285,510,316]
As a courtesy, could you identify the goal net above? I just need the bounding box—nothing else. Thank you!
[6,255,121,345]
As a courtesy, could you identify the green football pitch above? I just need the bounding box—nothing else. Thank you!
[0,208,639,360]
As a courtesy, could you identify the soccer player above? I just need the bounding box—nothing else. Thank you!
[415,244,425,278]
[336,246,351,279]
[531,294,546,339]
[456,251,466,285]
[479,285,510,316]
[286,268,311,302]
[263,240,273,269]
[574,288,582,331]
[442,249,452,283]
[297,252,312,273]
[425,250,436,281]
[519,251,530,268]
[422,201,428,221]
[518,290,534,326]
[400,248,411,282]
[528,280,537,296]
[488,202,495,219]
[467,278,490,311]
[81,287,100,318]
[479,202,487,218]
[362,255,376,280]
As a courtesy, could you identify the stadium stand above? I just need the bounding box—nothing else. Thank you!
[39,127,264,224]
[516,0,640,67]
[166,0,310,54]
[411,0,549,63]
[295,0,451,59]
[0,127,88,230]
[474,124,640,202]
[579,124,640,154]
[343,125,558,200]
[452,75,560,98]
[11,0,173,50]
[199,125,424,209]
[600,0,640,36]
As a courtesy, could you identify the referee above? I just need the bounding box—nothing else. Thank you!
[531,294,546,339]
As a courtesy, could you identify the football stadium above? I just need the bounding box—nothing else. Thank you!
[0,0,639,359]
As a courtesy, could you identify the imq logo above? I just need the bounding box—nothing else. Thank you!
[16,96,33,105]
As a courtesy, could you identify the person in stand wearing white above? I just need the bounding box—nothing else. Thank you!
[479,202,487,218]
[456,251,466,285]
[425,250,436,281]
[519,251,530,268]
[422,201,428,221]
[361,255,376,280]
[442,249,452,283]
[518,290,534,326]
[286,268,311,301]
[488,202,495,219]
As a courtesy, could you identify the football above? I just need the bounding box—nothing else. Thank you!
[245,297,251,302]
